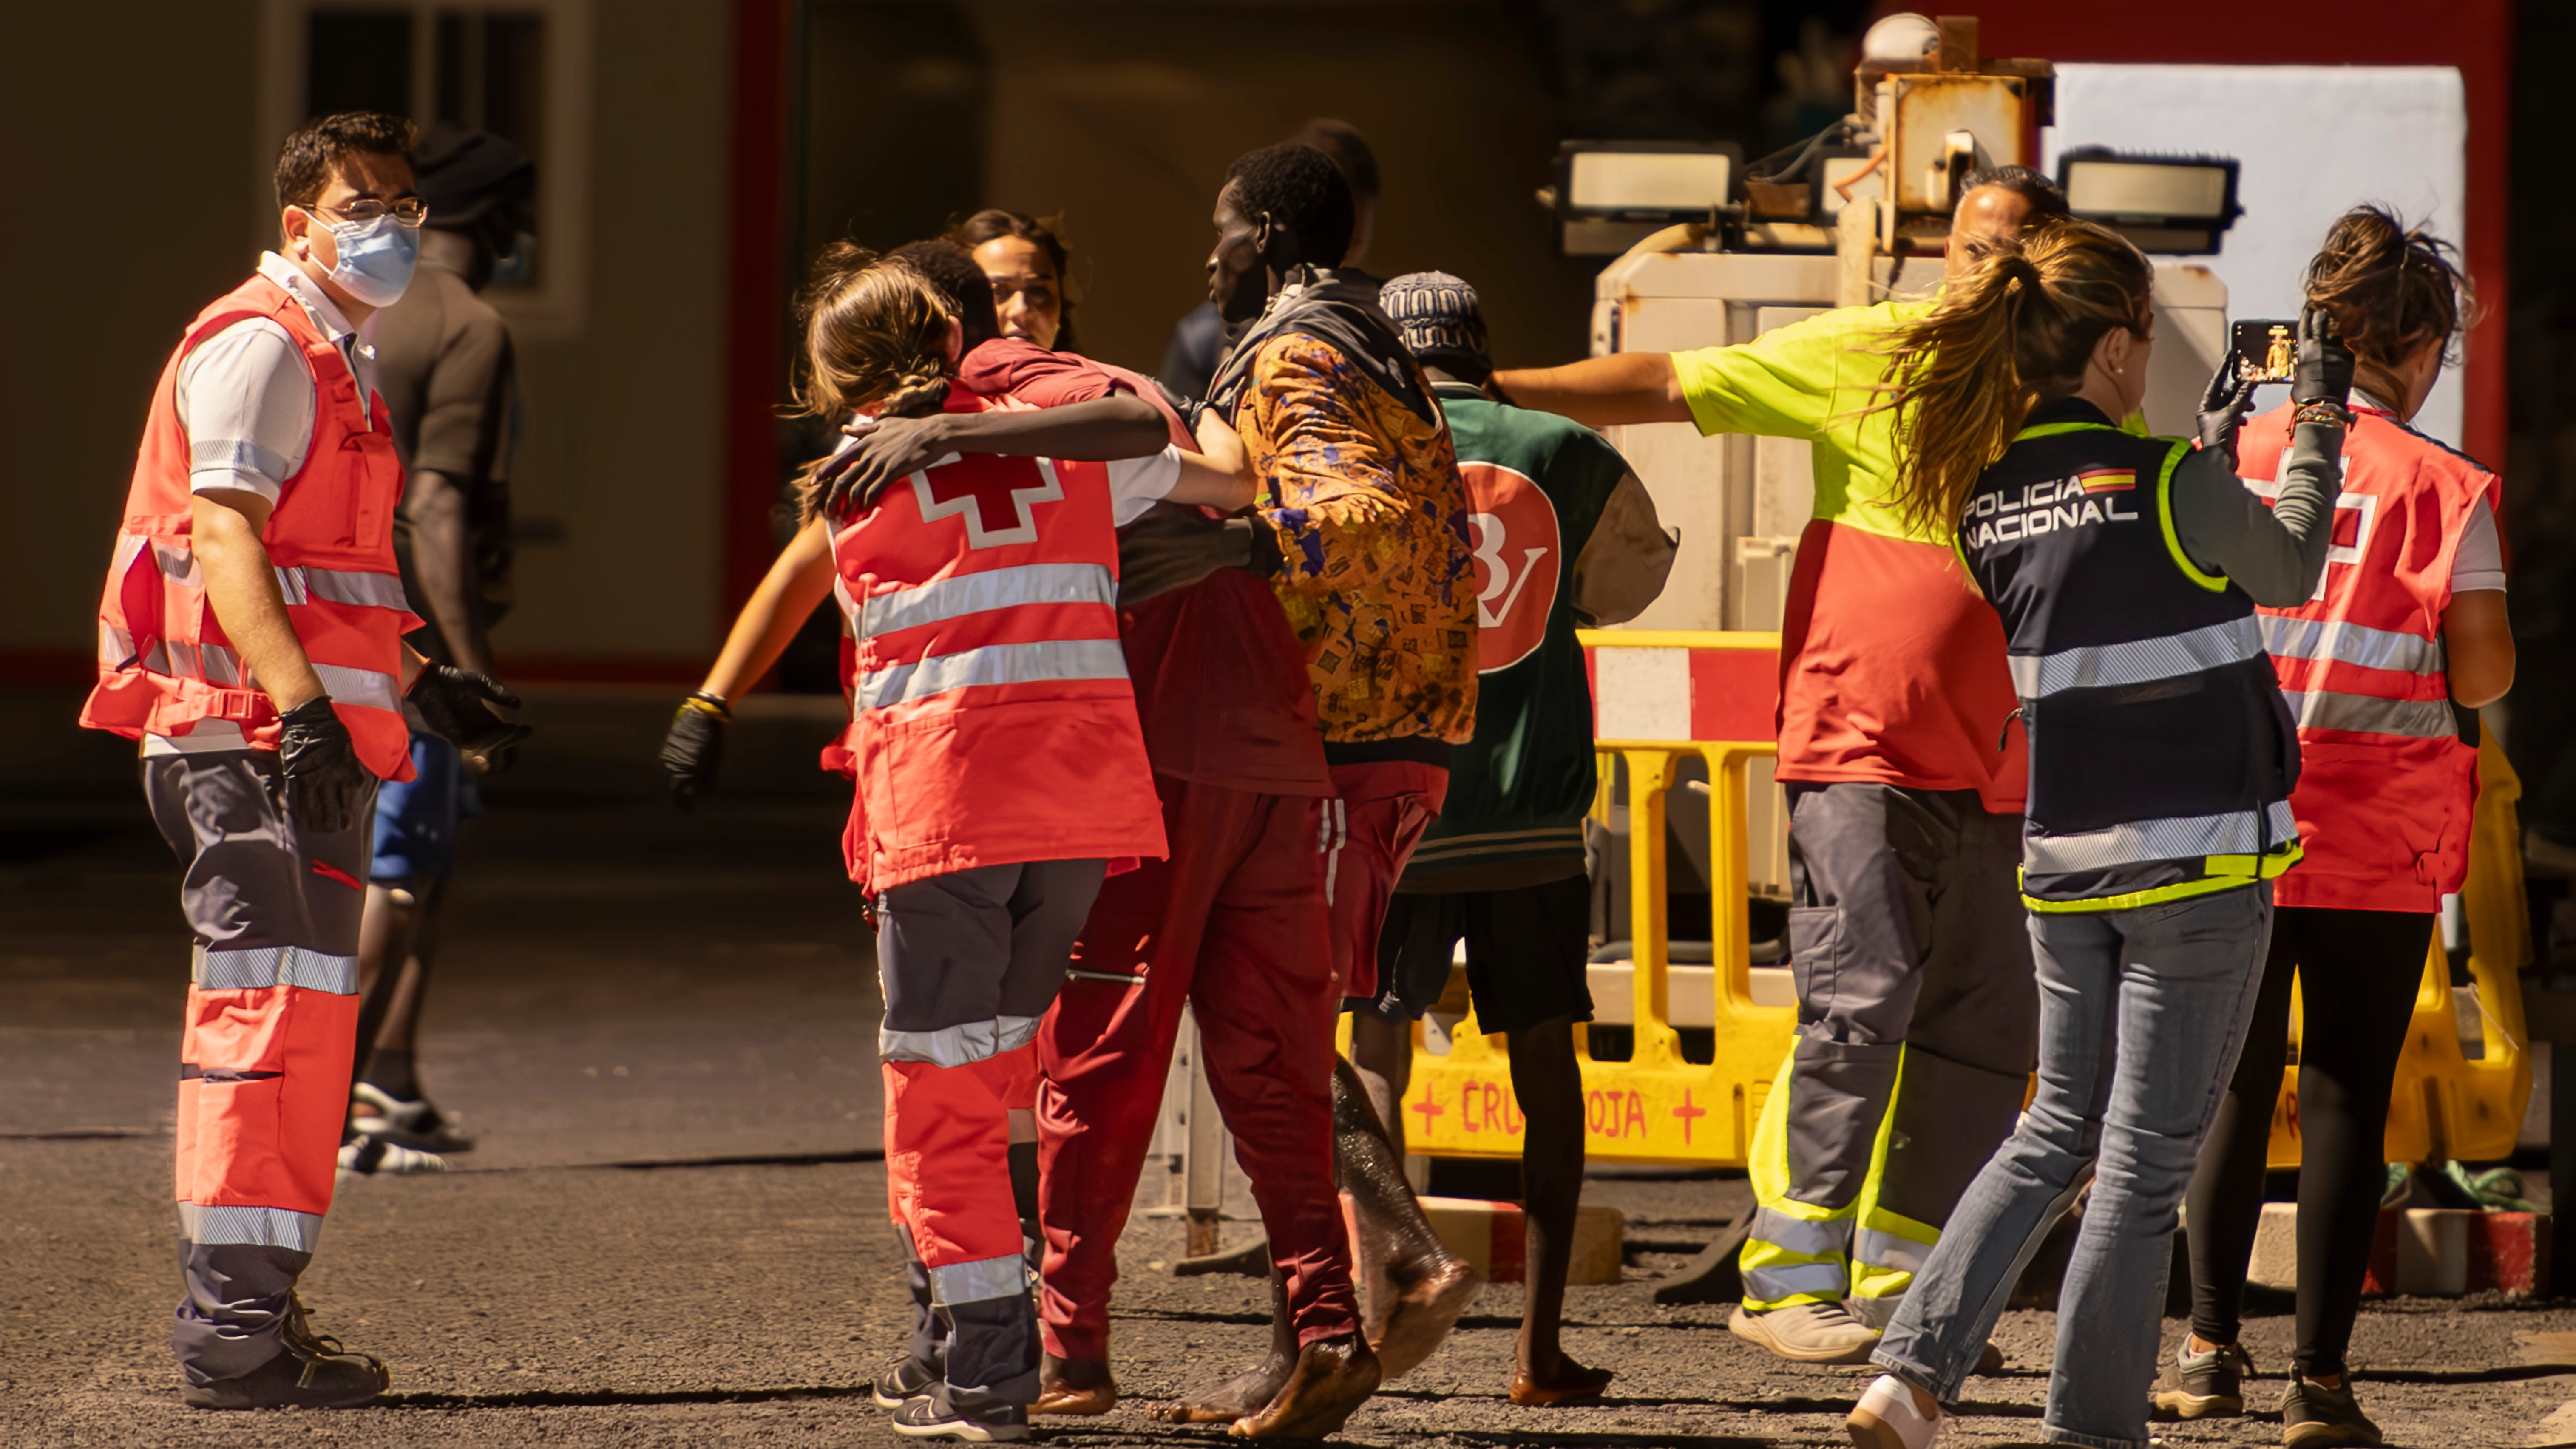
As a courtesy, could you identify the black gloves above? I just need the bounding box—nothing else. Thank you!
[1115,503,1265,607]
[2294,305,2355,410]
[278,696,374,834]
[409,664,531,756]
[661,692,730,811]
[2196,349,2256,461]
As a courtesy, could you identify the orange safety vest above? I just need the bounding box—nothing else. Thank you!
[826,386,1166,892]
[82,273,420,781]
[2235,402,2499,912]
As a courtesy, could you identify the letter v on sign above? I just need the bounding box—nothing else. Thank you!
[1461,461,1561,673]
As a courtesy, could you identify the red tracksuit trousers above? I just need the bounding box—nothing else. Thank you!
[1036,777,1358,1361]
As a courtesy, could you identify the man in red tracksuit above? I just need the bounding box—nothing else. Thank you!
[939,344,1366,1432]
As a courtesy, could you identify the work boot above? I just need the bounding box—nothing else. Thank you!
[1729,1301,1879,1364]
[181,1296,388,1410]
[874,1354,938,1409]
[2152,1338,2253,1419]
[888,1394,1030,1442]
[2281,1378,2381,1448]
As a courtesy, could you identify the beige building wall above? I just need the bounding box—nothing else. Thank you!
[0,0,733,669]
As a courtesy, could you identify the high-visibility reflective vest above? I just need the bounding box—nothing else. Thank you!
[82,273,420,780]
[2234,403,2497,912]
[828,387,1167,893]
[1957,407,2302,911]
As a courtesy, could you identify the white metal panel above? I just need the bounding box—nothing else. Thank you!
[1593,647,1691,742]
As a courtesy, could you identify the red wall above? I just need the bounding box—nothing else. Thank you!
[1905,3,2514,464]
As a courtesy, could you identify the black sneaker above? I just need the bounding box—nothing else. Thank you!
[2151,1339,2253,1419]
[874,1354,938,1409]
[889,1395,1029,1442]
[2282,1378,2381,1448]
[180,1298,388,1409]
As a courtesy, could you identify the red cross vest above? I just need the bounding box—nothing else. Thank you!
[81,272,421,780]
[2234,402,2499,912]
[827,386,1166,892]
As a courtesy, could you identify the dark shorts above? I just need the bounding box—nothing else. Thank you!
[369,731,478,883]
[1351,872,1594,1036]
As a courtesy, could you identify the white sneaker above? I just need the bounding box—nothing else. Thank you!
[1848,1373,1941,1449]
[338,1133,448,1177]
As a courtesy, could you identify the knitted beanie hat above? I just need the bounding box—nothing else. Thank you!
[1379,271,1490,377]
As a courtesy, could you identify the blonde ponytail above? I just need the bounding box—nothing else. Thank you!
[1871,219,2153,536]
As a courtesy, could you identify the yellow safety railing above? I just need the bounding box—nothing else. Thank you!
[1399,636,2534,1173]
[1395,631,1790,1165]
[2267,724,2532,1168]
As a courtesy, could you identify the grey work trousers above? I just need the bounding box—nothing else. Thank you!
[1764,783,2038,1303]
[143,748,377,1385]
[1874,884,2274,1449]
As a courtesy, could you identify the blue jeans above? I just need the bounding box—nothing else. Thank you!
[1871,883,2273,1449]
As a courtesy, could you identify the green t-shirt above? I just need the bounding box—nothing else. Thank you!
[1400,385,1638,890]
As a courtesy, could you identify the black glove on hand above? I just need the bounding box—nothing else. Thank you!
[661,694,729,812]
[278,696,373,834]
[2295,305,2356,409]
[409,664,532,755]
[2196,349,2256,459]
[1116,503,1261,607]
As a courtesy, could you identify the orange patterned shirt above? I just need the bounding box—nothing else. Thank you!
[1237,332,1478,745]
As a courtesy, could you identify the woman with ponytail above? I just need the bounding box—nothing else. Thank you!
[2164,208,2508,1449]
[1840,218,2352,1449]
[661,244,1245,1443]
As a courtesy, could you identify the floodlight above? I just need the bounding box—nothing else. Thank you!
[1549,141,1743,256]
[2055,147,2244,255]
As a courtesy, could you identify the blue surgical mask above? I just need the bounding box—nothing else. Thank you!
[312,211,420,308]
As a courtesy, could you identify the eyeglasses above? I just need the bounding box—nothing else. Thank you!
[302,197,429,226]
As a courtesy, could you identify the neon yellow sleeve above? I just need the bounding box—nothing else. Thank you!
[1668,304,1876,441]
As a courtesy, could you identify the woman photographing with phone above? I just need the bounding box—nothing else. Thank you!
[1836,217,2350,1449]
[2163,208,2510,1449]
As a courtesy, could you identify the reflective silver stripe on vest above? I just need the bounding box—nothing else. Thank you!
[156,638,253,687]
[926,1251,1031,1307]
[178,1201,324,1253]
[99,623,136,667]
[858,639,1128,712]
[1749,1207,1847,1259]
[277,564,413,612]
[2279,689,2457,740]
[2024,800,2300,875]
[313,661,404,714]
[857,562,1116,641]
[1853,1226,1931,1275]
[879,1013,1043,1069]
[2259,614,2445,677]
[193,944,361,995]
[2008,615,2266,699]
[1742,1259,1849,1302]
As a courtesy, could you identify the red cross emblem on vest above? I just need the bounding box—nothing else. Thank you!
[912,454,1064,549]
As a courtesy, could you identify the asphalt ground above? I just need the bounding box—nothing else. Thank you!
[6,692,2573,1447]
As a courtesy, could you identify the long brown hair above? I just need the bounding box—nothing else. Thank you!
[790,241,956,521]
[1872,218,2154,536]
[2303,205,2474,402]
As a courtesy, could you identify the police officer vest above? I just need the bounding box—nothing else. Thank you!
[1958,404,2302,911]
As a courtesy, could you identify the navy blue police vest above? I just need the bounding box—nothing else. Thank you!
[1958,400,2302,911]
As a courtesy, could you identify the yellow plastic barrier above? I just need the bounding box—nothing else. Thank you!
[2266,724,2533,1168]
[1397,635,2533,1173]
[1394,631,1790,1165]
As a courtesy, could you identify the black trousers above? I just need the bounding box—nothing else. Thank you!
[2184,905,2434,1377]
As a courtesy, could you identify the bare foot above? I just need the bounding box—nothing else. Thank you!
[1369,1256,1481,1379]
[1509,1353,1615,1406]
[1153,1347,1294,1425]
[1228,1335,1382,1439]
[1035,1354,1116,1416]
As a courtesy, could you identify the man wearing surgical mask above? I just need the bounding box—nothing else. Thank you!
[79,110,526,1410]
